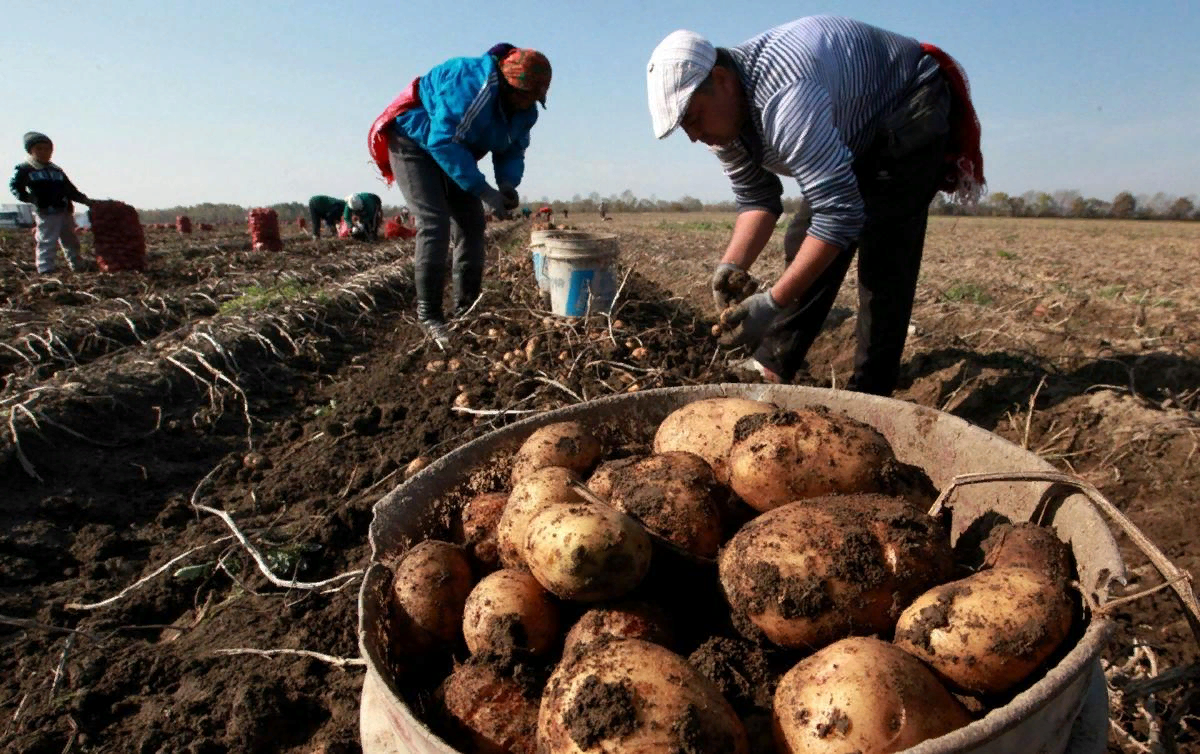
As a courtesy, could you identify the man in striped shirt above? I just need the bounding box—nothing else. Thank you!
[647,16,983,395]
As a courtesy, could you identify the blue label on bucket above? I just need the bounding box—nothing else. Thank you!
[532,251,545,288]
[560,268,617,316]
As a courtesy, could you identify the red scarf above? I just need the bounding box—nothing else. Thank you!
[368,78,421,186]
[921,43,985,202]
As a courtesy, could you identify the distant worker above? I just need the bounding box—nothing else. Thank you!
[562,207,569,220]
[647,17,983,395]
[537,205,553,222]
[9,132,92,275]
[307,195,346,239]
[598,200,609,219]
[368,42,551,347]
[522,206,532,219]
[344,192,383,240]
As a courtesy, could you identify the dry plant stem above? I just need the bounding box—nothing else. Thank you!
[7,405,42,481]
[65,536,234,611]
[49,633,75,698]
[0,615,97,641]
[193,502,363,590]
[211,647,365,669]
[928,470,1200,646]
[1023,374,1047,449]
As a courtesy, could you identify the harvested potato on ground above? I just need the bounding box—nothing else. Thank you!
[653,397,775,483]
[463,569,560,657]
[510,422,602,485]
[523,503,651,602]
[440,658,540,754]
[981,522,1074,584]
[893,566,1074,694]
[562,602,673,657]
[538,638,749,754]
[773,637,971,754]
[719,494,952,650]
[607,451,725,559]
[497,467,585,569]
[585,456,643,499]
[391,541,474,647]
[461,492,508,570]
[727,407,897,512]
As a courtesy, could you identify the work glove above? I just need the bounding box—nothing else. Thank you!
[498,183,520,211]
[711,262,759,312]
[479,186,512,220]
[719,290,784,350]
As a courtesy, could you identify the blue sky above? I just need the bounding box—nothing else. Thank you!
[5,0,1198,209]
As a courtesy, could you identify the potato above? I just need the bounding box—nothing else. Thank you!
[719,494,952,650]
[727,407,897,512]
[463,569,560,657]
[390,541,474,646]
[585,455,643,499]
[538,638,749,754]
[440,659,539,754]
[461,492,508,569]
[523,503,651,602]
[607,452,724,559]
[497,467,585,569]
[773,637,971,754]
[562,602,673,657]
[893,566,1074,694]
[981,522,1074,584]
[510,422,602,485]
[653,397,775,483]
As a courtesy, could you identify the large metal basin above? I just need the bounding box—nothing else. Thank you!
[358,385,1125,753]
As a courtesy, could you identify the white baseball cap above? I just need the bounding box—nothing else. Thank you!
[346,194,364,211]
[646,30,717,139]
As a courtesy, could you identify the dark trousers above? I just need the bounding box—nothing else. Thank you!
[308,202,340,239]
[387,131,486,321]
[756,79,950,397]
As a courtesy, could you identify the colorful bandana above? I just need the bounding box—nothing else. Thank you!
[499,49,552,104]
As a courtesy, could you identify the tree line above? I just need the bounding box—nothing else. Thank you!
[135,190,1199,223]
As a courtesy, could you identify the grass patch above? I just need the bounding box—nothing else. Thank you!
[220,282,326,314]
[943,283,993,306]
[1098,284,1126,299]
[657,220,734,232]
[996,250,1018,260]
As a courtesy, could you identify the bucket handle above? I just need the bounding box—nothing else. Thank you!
[928,470,1200,647]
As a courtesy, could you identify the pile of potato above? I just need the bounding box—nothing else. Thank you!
[386,398,1080,754]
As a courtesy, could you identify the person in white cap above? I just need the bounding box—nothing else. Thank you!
[343,192,383,240]
[647,16,984,396]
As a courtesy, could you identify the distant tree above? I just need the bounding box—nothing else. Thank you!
[1111,191,1136,219]
[985,191,1010,216]
[1052,190,1082,216]
[1067,197,1088,218]
[1008,196,1027,217]
[1169,197,1195,220]
[1083,198,1110,218]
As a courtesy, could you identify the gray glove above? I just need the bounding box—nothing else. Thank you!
[479,186,512,219]
[720,291,783,349]
[711,262,759,311]
[498,183,520,210]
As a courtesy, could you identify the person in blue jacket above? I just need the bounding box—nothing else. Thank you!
[376,44,551,346]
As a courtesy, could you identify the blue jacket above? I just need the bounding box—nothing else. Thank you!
[393,53,537,196]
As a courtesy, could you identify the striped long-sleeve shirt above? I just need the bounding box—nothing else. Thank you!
[716,16,940,248]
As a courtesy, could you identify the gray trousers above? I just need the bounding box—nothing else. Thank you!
[387,131,486,320]
[33,209,80,274]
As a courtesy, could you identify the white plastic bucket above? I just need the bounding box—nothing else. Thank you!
[543,233,619,316]
[529,229,590,293]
